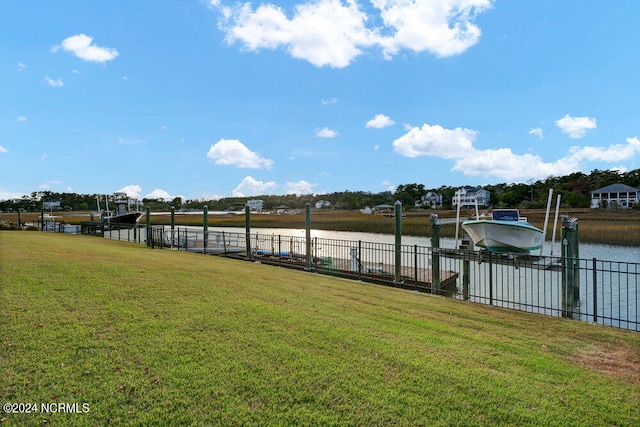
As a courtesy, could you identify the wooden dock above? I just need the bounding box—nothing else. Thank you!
[438,248,563,271]
[248,253,459,294]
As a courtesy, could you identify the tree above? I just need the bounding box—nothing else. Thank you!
[394,183,425,207]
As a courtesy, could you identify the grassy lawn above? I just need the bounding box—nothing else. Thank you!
[1,231,639,426]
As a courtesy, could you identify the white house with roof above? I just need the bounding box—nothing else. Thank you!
[246,199,264,212]
[315,200,331,209]
[415,192,443,208]
[453,187,490,209]
[43,199,61,211]
[590,184,639,208]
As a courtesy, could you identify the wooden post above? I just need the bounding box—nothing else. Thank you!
[394,200,402,284]
[245,205,251,260]
[305,203,312,270]
[561,215,580,319]
[203,205,208,255]
[462,258,470,300]
[170,206,175,249]
[430,214,441,294]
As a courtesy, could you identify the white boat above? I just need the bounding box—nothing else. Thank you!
[461,209,543,253]
[99,193,143,226]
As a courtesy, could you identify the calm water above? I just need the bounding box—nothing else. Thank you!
[169,226,639,264]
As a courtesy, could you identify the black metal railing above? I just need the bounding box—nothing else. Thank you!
[93,225,640,332]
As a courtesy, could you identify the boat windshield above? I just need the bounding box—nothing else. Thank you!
[492,210,519,221]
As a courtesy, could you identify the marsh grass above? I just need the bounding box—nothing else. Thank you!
[1,232,639,425]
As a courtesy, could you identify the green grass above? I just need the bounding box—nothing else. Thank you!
[1,232,639,426]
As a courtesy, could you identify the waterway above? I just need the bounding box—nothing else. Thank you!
[172,226,639,264]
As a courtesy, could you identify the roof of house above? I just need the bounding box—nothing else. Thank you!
[591,183,639,194]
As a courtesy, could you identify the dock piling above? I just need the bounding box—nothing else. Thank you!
[245,205,251,260]
[561,215,580,318]
[430,214,441,294]
[305,203,311,270]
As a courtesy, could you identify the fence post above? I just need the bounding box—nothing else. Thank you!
[430,214,441,294]
[489,251,493,305]
[561,216,579,319]
[170,206,175,249]
[203,205,209,255]
[245,205,251,260]
[414,245,418,288]
[394,201,402,284]
[592,258,598,323]
[358,240,362,281]
[305,203,311,271]
[463,255,470,300]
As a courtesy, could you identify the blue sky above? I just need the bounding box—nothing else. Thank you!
[2,0,639,201]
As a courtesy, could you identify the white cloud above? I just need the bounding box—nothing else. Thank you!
[44,75,64,87]
[116,185,142,199]
[18,62,26,72]
[321,97,338,105]
[556,114,597,139]
[392,124,476,159]
[145,189,172,200]
[16,116,27,122]
[0,145,9,154]
[393,123,640,181]
[215,0,493,68]
[374,144,380,150]
[366,113,395,129]
[565,137,640,163]
[57,34,119,63]
[285,180,316,195]
[207,139,273,169]
[529,127,543,139]
[316,127,337,138]
[220,0,372,68]
[0,189,26,200]
[232,176,277,197]
[198,192,223,201]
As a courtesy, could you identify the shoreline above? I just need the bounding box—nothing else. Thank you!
[2,208,639,246]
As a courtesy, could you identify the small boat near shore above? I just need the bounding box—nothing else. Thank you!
[461,209,543,253]
[99,193,143,226]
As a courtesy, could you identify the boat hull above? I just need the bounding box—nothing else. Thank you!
[106,212,143,225]
[461,220,543,253]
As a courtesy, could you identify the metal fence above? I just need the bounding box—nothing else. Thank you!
[35,221,640,331]
[136,225,639,332]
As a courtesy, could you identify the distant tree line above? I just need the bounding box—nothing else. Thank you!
[2,168,639,213]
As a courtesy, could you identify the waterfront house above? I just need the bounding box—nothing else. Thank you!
[246,199,264,212]
[415,192,443,208]
[453,187,490,209]
[315,200,331,209]
[590,183,639,208]
[43,199,61,211]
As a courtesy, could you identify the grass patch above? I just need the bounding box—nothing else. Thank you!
[1,232,639,425]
